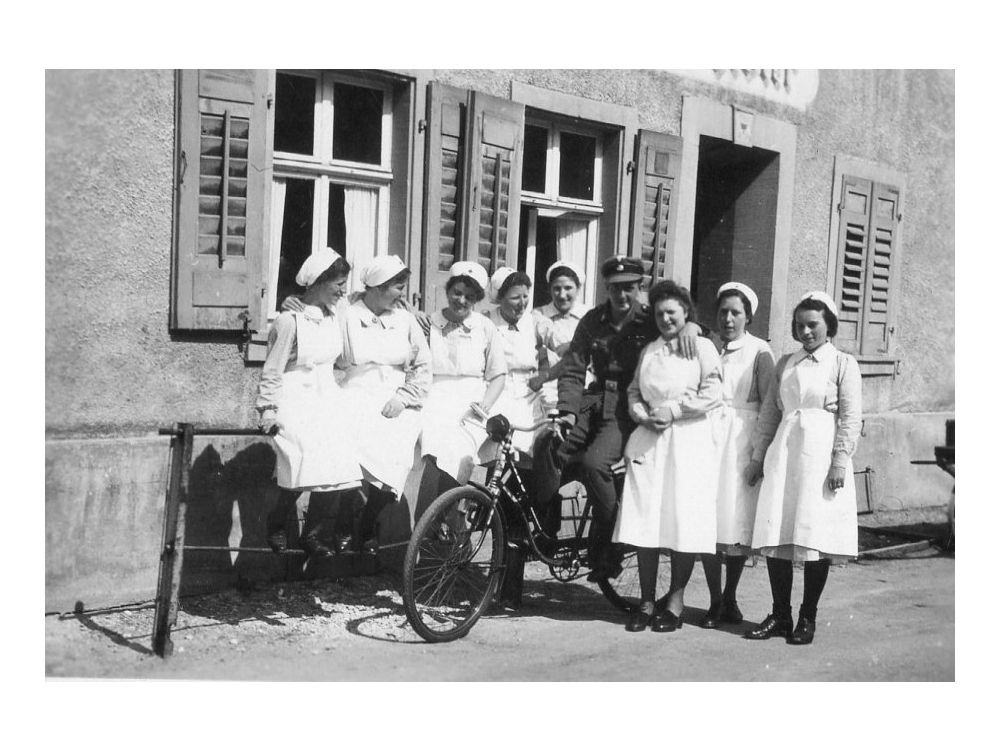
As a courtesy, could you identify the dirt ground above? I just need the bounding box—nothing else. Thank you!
[46,510,954,682]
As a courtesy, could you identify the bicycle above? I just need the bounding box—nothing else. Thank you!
[402,410,673,643]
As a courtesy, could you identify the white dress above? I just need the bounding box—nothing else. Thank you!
[750,343,863,562]
[711,333,774,554]
[613,337,723,552]
[533,301,591,410]
[258,307,363,492]
[338,300,431,496]
[483,306,547,456]
[420,310,507,483]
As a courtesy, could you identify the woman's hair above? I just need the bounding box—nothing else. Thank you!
[547,265,581,288]
[716,289,753,325]
[378,268,412,289]
[312,256,352,287]
[791,298,838,341]
[648,280,697,323]
[498,270,532,300]
[446,274,485,302]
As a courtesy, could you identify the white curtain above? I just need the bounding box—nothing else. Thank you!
[268,178,287,315]
[343,186,379,294]
[556,218,589,301]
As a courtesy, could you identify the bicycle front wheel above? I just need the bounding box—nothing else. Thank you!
[403,486,506,643]
[597,546,672,613]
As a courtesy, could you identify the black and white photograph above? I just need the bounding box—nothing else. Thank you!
[35,10,973,729]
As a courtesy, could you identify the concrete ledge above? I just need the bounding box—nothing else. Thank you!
[45,435,418,612]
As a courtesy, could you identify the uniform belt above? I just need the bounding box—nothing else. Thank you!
[591,380,619,393]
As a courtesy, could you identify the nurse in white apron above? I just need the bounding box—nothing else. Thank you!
[482,267,549,459]
[528,261,592,412]
[745,291,862,645]
[337,255,431,552]
[257,249,364,557]
[613,281,723,633]
[699,282,775,629]
[417,262,507,506]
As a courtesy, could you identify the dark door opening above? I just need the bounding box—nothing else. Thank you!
[691,135,779,337]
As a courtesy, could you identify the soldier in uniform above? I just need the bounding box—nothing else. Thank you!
[532,256,701,581]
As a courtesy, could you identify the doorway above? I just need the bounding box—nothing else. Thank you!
[691,135,779,337]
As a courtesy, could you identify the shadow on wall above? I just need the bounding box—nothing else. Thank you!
[178,441,415,596]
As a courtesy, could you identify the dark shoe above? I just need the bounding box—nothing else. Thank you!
[720,599,744,624]
[789,615,816,645]
[626,602,655,632]
[744,613,793,640]
[334,533,353,554]
[652,609,684,633]
[301,535,332,558]
[699,602,723,629]
[266,526,288,554]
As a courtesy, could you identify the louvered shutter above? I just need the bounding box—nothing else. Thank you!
[832,175,871,353]
[463,91,524,277]
[628,131,683,287]
[860,182,900,354]
[173,69,270,330]
[422,82,470,314]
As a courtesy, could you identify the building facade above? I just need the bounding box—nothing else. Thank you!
[45,69,955,611]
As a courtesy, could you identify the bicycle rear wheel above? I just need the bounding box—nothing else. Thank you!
[597,546,672,613]
[403,486,505,643]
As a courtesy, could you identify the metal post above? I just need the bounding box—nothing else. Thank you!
[152,422,194,657]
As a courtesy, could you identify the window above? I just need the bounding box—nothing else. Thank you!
[827,156,905,373]
[173,69,421,360]
[268,70,392,312]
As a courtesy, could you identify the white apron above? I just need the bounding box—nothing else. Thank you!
[421,375,489,483]
[751,351,858,561]
[614,341,719,553]
[341,363,423,496]
[273,312,363,492]
[487,307,545,456]
[712,334,769,552]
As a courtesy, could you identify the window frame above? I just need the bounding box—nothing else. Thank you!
[825,154,906,376]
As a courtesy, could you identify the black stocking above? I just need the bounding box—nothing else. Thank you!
[723,555,747,602]
[666,551,696,616]
[637,548,661,604]
[267,489,301,528]
[765,556,793,618]
[801,559,831,620]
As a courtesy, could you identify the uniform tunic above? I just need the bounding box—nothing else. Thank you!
[613,337,723,552]
[483,305,549,456]
[338,299,431,496]
[750,342,863,562]
[256,307,363,492]
[711,332,775,553]
[532,301,591,410]
[420,310,507,483]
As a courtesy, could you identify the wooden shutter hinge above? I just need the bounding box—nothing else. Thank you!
[418,119,428,133]
[625,160,635,175]
[266,94,274,109]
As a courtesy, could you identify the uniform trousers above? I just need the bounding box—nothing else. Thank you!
[532,394,632,562]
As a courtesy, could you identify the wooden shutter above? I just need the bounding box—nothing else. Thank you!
[832,175,871,353]
[173,69,270,330]
[628,130,683,287]
[463,91,524,276]
[422,82,470,314]
[833,176,902,355]
[860,182,901,354]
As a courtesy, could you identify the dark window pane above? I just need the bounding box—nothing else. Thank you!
[274,73,315,155]
[327,184,346,255]
[332,82,383,164]
[276,179,314,307]
[522,124,548,192]
[558,131,596,200]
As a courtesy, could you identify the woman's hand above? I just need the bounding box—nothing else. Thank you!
[259,409,278,436]
[643,414,672,431]
[280,295,306,313]
[744,459,764,487]
[678,321,700,359]
[381,397,405,419]
[826,465,847,492]
[527,374,545,392]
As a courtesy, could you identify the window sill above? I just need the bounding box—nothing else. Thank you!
[857,355,899,378]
